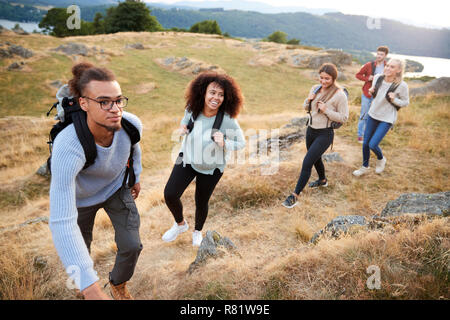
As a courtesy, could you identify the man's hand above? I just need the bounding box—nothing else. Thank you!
[82,282,111,300]
[131,182,141,200]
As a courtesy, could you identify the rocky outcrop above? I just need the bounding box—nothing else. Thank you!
[155,56,225,75]
[125,43,145,50]
[310,215,367,244]
[381,191,449,217]
[52,43,89,56]
[322,152,343,163]
[405,59,424,73]
[310,191,449,244]
[409,77,450,97]
[188,230,237,273]
[0,44,33,59]
[284,49,353,69]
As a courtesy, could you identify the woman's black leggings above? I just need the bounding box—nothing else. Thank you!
[164,155,223,231]
[294,127,334,195]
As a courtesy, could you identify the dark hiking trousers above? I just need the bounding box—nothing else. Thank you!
[77,186,143,286]
[164,154,223,231]
[294,126,334,195]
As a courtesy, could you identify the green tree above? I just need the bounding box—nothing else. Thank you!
[287,38,300,45]
[39,7,93,37]
[189,20,222,35]
[266,30,287,44]
[104,0,162,33]
[93,12,105,34]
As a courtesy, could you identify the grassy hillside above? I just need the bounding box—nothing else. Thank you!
[0,31,448,300]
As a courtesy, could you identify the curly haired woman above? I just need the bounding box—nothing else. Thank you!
[162,72,246,246]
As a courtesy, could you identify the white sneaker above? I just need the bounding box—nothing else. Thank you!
[375,156,387,174]
[192,230,203,247]
[162,221,189,242]
[353,166,370,177]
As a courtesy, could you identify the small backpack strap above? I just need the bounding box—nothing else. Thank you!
[72,110,97,170]
[120,118,141,188]
[372,75,384,98]
[211,109,225,141]
[371,61,376,76]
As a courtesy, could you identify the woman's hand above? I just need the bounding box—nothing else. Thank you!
[387,92,396,100]
[179,124,188,136]
[317,101,327,113]
[212,131,225,148]
[369,87,375,95]
[307,92,316,102]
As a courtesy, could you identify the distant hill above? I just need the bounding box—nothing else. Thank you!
[149,0,336,15]
[3,0,449,59]
[149,8,450,59]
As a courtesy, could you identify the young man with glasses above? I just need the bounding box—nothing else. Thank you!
[49,63,143,300]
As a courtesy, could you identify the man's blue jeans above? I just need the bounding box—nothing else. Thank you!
[358,94,373,138]
[362,116,392,167]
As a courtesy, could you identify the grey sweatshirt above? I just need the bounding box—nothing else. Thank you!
[49,111,142,291]
[368,74,410,124]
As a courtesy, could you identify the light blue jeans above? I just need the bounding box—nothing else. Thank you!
[362,116,392,167]
[358,94,373,138]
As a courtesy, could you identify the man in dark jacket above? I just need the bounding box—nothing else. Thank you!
[355,46,389,143]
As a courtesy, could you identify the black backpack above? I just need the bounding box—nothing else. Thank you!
[46,95,140,188]
[372,75,401,111]
[186,108,225,140]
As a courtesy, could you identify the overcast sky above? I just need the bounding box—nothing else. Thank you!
[143,0,449,29]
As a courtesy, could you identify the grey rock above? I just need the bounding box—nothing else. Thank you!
[410,77,450,97]
[0,48,12,59]
[49,80,64,89]
[37,163,50,177]
[193,66,207,74]
[9,45,33,58]
[337,72,347,81]
[163,57,175,65]
[310,215,367,244]
[53,43,89,56]
[7,62,23,71]
[125,43,144,50]
[283,116,309,129]
[381,191,450,217]
[322,152,343,162]
[33,256,48,270]
[188,230,237,273]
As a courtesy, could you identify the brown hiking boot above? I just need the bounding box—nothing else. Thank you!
[109,281,134,300]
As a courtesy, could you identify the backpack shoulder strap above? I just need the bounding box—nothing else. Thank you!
[372,75,384,98]
[120,117,141,188]
[72,110,97,170]
[211,109,225,136]
[121,117,140,145]
[371,61,376,75]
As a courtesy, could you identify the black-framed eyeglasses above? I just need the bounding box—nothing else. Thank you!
[82,96,129,110]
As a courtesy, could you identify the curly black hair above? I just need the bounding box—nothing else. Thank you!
[185,71,244,118]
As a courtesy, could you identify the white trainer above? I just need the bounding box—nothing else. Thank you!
[353,166,371,177]
[192,230,203,247]
[162,221,189,242]
[375,157,387,174]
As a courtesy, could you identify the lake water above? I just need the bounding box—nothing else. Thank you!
[0,19,41,33]
[379,52,450,78]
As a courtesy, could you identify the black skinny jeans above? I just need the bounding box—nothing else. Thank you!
[164,154,223,231]
[294,126,334,195]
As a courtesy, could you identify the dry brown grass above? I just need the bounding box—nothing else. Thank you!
[0,32,448,300]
